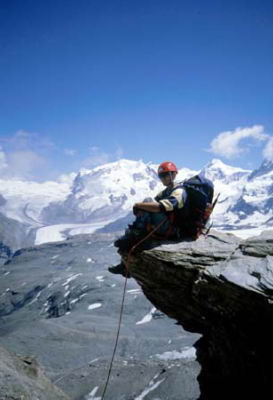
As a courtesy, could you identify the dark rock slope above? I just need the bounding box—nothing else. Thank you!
[0,212,36,264]
[0,233,200,399]
[122,229,273,399]
[0,345,69,399]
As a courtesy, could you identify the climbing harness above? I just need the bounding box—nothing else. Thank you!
[101,217,168,400]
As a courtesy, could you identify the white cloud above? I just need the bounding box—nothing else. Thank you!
[82,145,124,168]
[0,147,8,170]
[57,172,77,185]
[90,146,99,152]
[115,145,123,159]
[82,147,110,168]
[207,125,269,159]
[0,130,125,181]
[64,148,76,156]
[0,130,54,180]
[263,136,273,161]
[7,150,47,180]
[2,130,33,150]
[1,130,55,151]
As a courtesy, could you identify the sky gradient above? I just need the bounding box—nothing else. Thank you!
[1,0,273,180]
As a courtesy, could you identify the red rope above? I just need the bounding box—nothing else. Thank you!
[101,217,168,399]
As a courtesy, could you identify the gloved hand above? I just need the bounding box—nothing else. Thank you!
[133,205,140,216]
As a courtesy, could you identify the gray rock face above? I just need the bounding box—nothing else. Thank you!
[0,233,200,400]
[123,230,273,399]
[0,345,69,400]
[0,212,36,260]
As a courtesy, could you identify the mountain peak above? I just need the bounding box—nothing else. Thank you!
[94,158,146,171]
[202,158,251,176]
[207,158,229,168]
[258,159,273,171]
[205,158,250,173]
[201,159,251,182]
[248,159,273,180]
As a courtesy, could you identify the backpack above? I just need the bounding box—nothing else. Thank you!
[174,175,215,239]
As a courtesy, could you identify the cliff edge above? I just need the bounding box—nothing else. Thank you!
[0,345,70,400]
[122,229,273,399]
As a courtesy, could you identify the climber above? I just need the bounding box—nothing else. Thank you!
[108,161,215,277]
[108,161,185,276]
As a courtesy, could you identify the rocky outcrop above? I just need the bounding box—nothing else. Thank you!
[0,345,70,399]
[0,212,36,259]
[123,230,273,399]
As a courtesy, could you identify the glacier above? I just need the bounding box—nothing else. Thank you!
[0,157,273,250]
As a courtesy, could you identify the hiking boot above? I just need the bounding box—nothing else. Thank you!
[108,263,131,278]
[114,229,144,251]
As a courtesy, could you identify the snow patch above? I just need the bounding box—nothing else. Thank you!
[35,221,113,245]
[127,289,141,294]
[88,303,102,310]
[155,346,196,361]
[62,273,82,286]
[134,373,165,400]
[224,227,272,239]
[85,386,101,400]
[28,290,42,305]
[89,358,99,363]
[136,307,156,325]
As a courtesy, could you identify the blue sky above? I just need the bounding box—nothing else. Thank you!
[0,0,273,181]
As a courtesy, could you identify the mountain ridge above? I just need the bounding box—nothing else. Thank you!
[0,158,272,247]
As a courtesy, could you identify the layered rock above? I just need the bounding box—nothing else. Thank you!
[123,230,273,399]
[0,345,70,399]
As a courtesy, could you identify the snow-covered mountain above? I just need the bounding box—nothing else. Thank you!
[40,159,198,225]
[41,160,159,224]
[0,157,273,248]
[201,158,250,183]
[227,160,273,227]
[200,159,252,229]
[0,177,74,226]
[0,175,75,251]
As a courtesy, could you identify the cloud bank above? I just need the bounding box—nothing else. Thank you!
[0,147,8,170]
[82,146,124,168]
[0,130,124,181]
[208,125,269,159]
[263,136,273,161]
[0,131,50,180]
[64,148,77,156]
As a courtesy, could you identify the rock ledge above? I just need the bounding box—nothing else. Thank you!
[124,229,273,399]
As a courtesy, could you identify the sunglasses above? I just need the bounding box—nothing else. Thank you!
[158,172,171,179]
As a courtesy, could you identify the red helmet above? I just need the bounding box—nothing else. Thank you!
[158,161,178,175]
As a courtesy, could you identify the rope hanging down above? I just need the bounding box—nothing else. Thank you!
[101,217,168,400]
[101,193,220,398]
